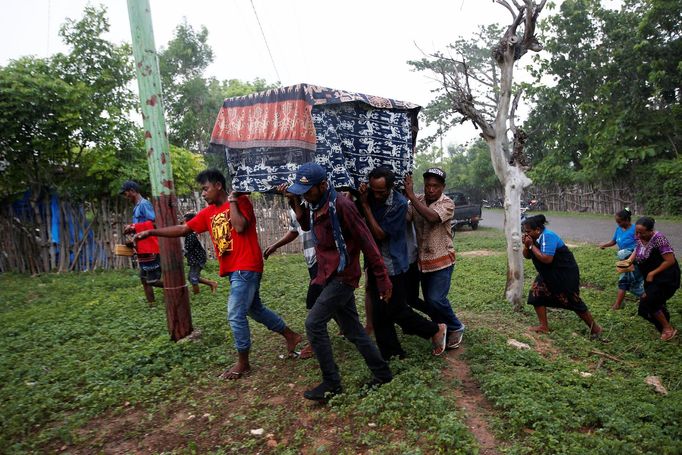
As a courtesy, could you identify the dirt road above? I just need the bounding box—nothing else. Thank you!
[480,209,682,253]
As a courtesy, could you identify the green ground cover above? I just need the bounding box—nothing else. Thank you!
[1,227,680,454]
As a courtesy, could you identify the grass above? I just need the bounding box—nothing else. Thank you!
[1,227,680,454]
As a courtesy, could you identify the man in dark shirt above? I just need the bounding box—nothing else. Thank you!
[358,167,447,359]
[287,162,393,401]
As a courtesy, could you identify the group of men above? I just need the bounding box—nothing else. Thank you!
[133,162,465,402]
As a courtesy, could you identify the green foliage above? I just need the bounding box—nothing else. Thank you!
[0,6,276,202]
[524,0,682,193]
[2,229,680,453]
[0,5,138,201]
[159,21,277,155]
[632,157,682,215]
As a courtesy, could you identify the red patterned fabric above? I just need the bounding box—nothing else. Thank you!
[211,85,316,151]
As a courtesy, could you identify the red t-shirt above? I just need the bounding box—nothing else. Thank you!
[133,220,160,255]
[186,196,263,276]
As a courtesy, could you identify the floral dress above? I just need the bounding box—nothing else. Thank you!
[634,232,680,331]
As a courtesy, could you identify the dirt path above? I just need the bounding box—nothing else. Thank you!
[444,347,503,455]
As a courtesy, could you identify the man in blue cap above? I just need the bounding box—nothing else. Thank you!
[287,162,393,401]
[121,180,162,303]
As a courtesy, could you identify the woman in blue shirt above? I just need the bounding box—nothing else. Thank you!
[522,215,602,338]
[599,208,644,309]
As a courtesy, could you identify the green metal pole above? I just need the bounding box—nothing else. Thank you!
[127,0,192,341]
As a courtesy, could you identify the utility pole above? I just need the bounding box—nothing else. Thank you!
[127,0,192,341]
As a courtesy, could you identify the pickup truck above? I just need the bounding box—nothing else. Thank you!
[445,191,482,232]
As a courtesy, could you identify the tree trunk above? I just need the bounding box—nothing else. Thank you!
[485,35,532,310]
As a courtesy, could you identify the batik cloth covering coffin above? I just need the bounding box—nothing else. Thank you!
[208,84,421,192]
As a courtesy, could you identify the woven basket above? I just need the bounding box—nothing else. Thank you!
[615,260,634,274]
[115,244,134,257]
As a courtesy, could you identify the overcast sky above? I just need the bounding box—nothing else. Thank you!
[1,0,548,148]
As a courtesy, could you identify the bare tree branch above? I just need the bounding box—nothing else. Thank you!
[495,0,517,19]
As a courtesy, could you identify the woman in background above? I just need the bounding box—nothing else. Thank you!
[599,208,644,309]
[629,217,679,341]
[522,215,602,338]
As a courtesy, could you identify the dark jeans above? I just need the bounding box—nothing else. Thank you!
[305,279,392,387]
[368,272,439,360]
[421,265,464,333]
[405,261,436,318]
[306,263,324,310]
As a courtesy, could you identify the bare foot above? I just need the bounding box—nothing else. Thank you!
[661,328,678,341]
[590,326,605,341]
[218,364,251,380]
[611,303,622,310]
[529,325,549,334]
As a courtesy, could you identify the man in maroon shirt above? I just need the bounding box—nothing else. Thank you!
[287,162,393,401]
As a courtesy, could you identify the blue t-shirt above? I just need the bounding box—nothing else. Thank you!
[536,228,565,256]
[371,190,409,276]
[612,225,636,251]
[132,198,156,224]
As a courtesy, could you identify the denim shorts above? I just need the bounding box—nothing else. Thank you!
[139,255,161,284]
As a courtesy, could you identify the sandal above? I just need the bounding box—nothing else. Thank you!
[218,367,251,380]
[661,328,678,342]
[446,327,465,350]
[432,324,447,356]
[298,343,314,359]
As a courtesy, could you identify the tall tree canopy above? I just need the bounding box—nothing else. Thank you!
[159,21,275,153]
[0,5,138,199]
[524,0,681,210]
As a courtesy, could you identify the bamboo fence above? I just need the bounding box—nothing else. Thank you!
[0,193,301,274]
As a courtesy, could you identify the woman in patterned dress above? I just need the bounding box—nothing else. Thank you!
[522,215,602,338]
[628,217,679,341]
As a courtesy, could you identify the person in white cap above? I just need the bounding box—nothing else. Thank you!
[405,167,466,350]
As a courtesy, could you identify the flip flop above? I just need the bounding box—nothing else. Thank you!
[218,368,251,380]
[661,328,678,342]
[298,343,314,359]
[432,324,447,356]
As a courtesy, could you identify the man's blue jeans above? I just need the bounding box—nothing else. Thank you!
[227,271,286,352]
[421,265,464,333]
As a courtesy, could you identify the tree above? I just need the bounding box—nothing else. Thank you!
[0,5,143,202]
[447,140,503,202]
[159,21,277,154]
[523,0,681,196]
[411,0,547,308]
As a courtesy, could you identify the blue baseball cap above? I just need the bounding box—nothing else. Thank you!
[287,163,328,195]
[119,180,140,194]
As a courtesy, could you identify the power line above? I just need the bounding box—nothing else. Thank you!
[249,0,282,82]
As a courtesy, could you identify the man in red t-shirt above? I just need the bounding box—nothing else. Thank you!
[135,169,303,379]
